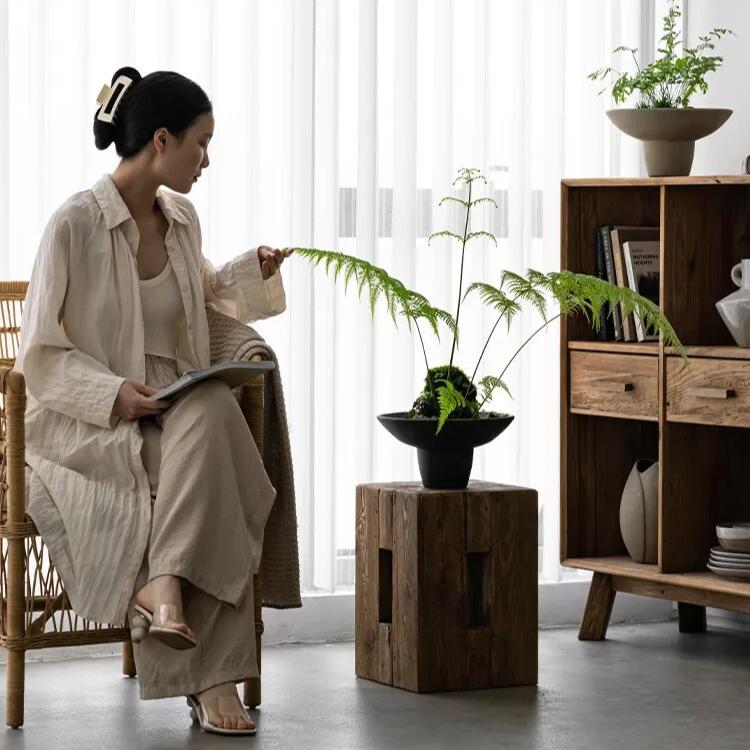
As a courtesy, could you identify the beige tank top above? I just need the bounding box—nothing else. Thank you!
[138,259,183,359]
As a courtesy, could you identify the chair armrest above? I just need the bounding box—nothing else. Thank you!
[0,366,26,525]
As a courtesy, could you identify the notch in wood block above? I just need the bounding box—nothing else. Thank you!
[466,552,489,628]
[379,549,392,624]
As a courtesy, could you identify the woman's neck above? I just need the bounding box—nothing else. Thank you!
[110,163,161,223]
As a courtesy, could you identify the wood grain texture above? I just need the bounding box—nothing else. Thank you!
[571,341,750,360]
[563,176,750,187]
[354,484,380,681]
[563,415,658,560]
[561,179,750,625]
[579,573,616,640]
[568,340,660,356]
[489,487,538,686]
[660,422,750,572]
[356,482,537,692]
[570,351,658,421]
[392,487,419,690]
[667,356,750,427]
[416,491,468,692]
[379,491,393,550]
[377,623,393,683]
[466,493,491,553]
[562,185,660,342]
[662,184,750,347]
[614,576,750,615]
[564,556,750,601]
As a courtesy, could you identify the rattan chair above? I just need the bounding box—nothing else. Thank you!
[0,281,269,728]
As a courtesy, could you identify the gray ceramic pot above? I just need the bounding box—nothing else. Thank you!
[620,459,659,564]
[606,108,732,176]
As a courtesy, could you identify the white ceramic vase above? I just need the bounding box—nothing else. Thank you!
[716,259,750,347]
[620,459,659,564]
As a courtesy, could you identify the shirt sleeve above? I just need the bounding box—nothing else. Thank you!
[15,209,126,429]
[187,202,287,324]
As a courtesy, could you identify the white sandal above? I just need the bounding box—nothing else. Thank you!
[131,603,197,650]
[186,693,257,736]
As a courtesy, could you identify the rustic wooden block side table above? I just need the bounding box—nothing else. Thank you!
[355,480,538,692]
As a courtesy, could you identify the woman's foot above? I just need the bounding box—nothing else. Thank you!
[194,682,256,732]
[134,574,196,641]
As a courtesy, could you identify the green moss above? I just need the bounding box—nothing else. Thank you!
[408,365,478,418]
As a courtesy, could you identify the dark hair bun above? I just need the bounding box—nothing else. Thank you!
[93,66,142,151]
[91,67,212,159]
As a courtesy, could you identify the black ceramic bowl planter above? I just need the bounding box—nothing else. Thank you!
[377,412,514,489]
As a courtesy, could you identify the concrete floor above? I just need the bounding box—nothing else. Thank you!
[2,621,750,749]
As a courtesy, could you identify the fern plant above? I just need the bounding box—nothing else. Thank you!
[588,0,733,109]
[294,167,685,434]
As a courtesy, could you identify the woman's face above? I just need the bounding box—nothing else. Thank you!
[159,111,214,193]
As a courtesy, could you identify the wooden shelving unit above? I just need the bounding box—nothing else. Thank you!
[561,175,750,639]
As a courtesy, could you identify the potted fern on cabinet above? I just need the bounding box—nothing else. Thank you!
[294,168,683,489]
[589,0,734,176]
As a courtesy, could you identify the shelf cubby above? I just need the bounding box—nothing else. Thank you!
[561,176,750,640]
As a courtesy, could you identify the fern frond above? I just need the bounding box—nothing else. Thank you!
[435,379,470,433]
[293,247,457,342]
[463,282,521,329]
[478,375,513,405]
[501,269,549,320]
[470,197,499,208]
[428,230,464,245]
[545,270,685,357]
[438,196,469,208]
[466,230,498,246]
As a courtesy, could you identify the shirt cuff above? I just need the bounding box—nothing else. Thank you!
[90,375,127,430]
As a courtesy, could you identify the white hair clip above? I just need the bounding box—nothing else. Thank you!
[95,74,134,124]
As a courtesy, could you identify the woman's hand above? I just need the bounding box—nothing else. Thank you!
[258,246,294,280]
[112,379,172,422]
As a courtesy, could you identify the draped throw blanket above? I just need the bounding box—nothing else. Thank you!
[207,308,301,609]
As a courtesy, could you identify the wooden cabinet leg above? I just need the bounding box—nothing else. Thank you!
[122,639,137,677]
[678,602,707,633]
[6,648,25,728]
[579,573,616,641]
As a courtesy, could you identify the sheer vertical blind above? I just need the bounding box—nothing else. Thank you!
[0,0,648,596]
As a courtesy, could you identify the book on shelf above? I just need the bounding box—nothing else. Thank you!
[622,239,660,341]
[610,226,660,342]
[598,226,623,341]
[151,360,276,401]
[594,228,612,340]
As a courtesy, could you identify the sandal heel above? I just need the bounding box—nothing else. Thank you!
[130,611,151,644]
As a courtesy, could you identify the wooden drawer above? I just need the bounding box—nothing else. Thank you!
[569,351,658,421]
[667,357,750,427]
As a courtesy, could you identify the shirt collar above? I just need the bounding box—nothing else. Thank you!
[92,172,191,231]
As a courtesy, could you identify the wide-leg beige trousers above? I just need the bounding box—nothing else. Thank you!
[127,355,277,700]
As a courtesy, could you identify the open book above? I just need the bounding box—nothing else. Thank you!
[152,360,276,401]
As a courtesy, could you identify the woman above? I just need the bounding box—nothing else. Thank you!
[15,66,293,736]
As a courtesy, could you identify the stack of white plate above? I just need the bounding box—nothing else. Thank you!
[707,546,750,579]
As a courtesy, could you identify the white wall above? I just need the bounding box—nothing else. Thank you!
[686,0,750,174]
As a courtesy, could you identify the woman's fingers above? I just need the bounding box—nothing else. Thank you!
[138,394,170,412]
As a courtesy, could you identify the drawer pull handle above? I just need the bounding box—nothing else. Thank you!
[593,378,634,393]
[687,387,735,400]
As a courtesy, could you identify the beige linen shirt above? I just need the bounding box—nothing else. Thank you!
[14,172,286,626]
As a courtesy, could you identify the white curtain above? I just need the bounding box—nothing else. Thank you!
[0,0,649,597]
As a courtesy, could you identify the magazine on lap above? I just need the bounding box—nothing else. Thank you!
[152,360,275,401]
